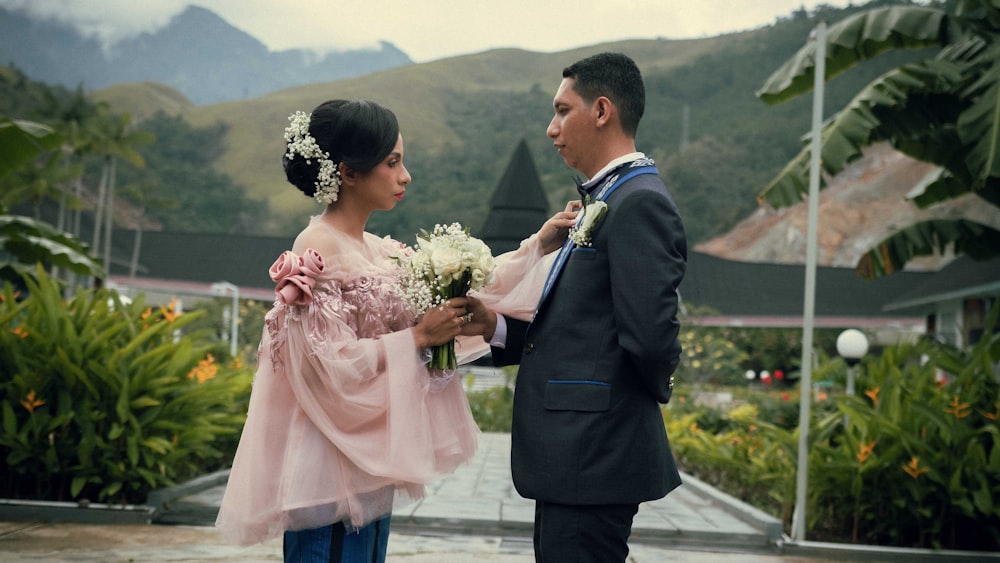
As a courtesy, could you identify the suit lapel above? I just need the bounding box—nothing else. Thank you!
[533,166,658,315]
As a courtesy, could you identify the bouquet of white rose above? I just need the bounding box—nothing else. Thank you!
[398,223,496,371]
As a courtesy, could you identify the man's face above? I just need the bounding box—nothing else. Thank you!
[546,78,598,176]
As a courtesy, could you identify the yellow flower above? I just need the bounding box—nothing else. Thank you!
[187,354,218,383]
[865,387,880,408]
[902,456,929,480]
[944,395,972,419]
[20,390,45,413]
[856,440,876,464]
[160,298,181,323]
[11,326,28,339]
[982,401,999,421]
[229,356,244,370]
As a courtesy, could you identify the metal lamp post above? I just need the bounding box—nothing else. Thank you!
[836,329,869,396]
[210,281,240,358]
[791,20,827,544]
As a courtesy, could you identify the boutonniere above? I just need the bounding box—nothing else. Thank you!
[568,196,609,247]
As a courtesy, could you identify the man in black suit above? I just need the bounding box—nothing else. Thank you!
[465,52,687,562]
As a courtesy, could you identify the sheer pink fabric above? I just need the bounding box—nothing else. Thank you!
[215,226,548,546]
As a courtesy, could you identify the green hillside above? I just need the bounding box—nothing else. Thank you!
[84,1,932,244]
[145,36,735,239]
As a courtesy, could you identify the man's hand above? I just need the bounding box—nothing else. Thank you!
[460,296,498,341]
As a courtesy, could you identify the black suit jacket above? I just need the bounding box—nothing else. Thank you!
[494,163,687,505]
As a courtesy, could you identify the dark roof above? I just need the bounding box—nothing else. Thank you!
[884,256,1000,311]
[109,230,292,290]
[681,252,934,326]
[106,231,934,327]
[479,139,549,255]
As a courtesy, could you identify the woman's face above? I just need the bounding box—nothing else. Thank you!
[356,134,411,211]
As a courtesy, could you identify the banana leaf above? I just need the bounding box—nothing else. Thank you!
[855,219,1000,279]
[0,118,62,179]
[757,5,953,104]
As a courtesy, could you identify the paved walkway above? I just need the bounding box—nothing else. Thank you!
[1,433,995,561]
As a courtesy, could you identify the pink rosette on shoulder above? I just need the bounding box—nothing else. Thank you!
[270,249,325,306]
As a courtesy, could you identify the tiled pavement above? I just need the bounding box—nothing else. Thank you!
[1,433,995,562]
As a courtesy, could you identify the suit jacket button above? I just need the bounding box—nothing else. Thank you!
[525,343,535,354]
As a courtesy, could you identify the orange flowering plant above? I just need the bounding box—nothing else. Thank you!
[661,303,999,551]
[807,305,1000,550]
[0,267,253,505]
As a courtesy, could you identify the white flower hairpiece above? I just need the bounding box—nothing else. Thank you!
[284,110,341,205]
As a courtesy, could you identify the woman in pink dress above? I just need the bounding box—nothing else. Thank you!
[215,99,576,562]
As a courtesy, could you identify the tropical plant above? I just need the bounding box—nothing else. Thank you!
[0,116,103,283]
[0,211,103,284]
[30,86,97,236]
[0,267,252,504]
[756,0,1000,278]
[83,104,154,272]
[0,117,61,179]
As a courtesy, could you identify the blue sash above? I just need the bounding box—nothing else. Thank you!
[535,166,658,313]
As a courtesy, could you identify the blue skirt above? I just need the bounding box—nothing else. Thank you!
[283,515,391,563]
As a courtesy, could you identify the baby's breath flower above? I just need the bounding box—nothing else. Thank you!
[284,111,341,205]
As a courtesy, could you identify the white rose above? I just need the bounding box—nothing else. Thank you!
[578,201,608,234]
[431,246,463,277]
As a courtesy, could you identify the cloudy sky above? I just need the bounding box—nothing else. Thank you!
[1,0,855,63]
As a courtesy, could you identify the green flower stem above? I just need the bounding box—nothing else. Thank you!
[429,270,473,372]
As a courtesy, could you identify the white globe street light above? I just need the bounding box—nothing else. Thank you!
[836,329,869,396]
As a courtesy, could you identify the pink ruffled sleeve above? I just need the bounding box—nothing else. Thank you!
[216,248,478,546]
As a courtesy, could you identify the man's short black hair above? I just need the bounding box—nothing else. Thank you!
[562,52,645,137]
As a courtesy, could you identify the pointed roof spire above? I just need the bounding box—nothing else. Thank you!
[480,139,550,255]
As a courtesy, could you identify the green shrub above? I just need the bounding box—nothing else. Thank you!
[0,267,252,504]
[676,326,750,385]
[464,367,516,432]
[666,391,798,524]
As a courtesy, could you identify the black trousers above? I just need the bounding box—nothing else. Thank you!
[533,500,639,563]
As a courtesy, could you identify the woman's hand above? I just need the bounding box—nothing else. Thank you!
[536,200,582,254]
[414,297,469,348]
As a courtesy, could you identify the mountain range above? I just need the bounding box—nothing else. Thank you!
[0,5,412,105]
